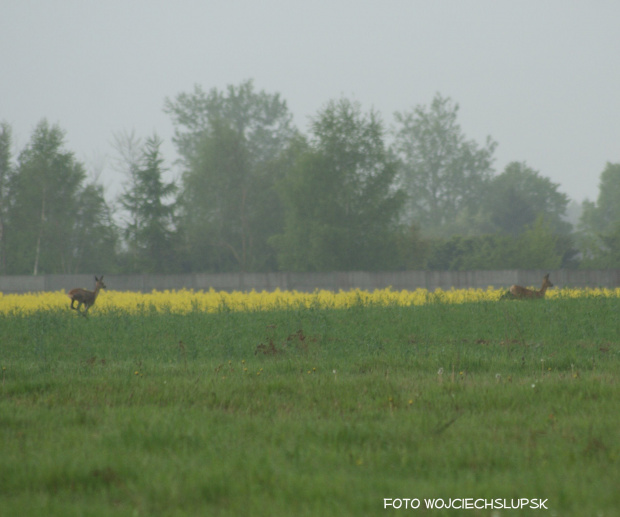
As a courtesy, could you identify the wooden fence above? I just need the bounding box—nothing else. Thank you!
[1,269,619,293]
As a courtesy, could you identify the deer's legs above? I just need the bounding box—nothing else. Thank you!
[70,299,86,314]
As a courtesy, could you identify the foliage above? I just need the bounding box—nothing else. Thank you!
[391,223,432,270]
[166,80,296,272]
[4,120,115,274]
[165,80,295,169]
[578,220,620,269]
[273,99,405,271]
[427,217,575,270]
[0,122,12,273]
[394,93,497,237]
[577,163,620,267]
[427,234,510,271]
[0,91,614,275]
[514,216,571,269]
[71,183,119,274]
[579,162,620,235]
[180,118,255,270]
[118,134,177,272]
[484,161,571,236]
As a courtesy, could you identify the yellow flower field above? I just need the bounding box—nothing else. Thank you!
[0,286,619,315]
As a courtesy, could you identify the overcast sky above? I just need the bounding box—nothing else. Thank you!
[2,1,619,204]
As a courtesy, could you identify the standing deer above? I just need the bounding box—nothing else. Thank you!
[68,276,106,315]
[506,273,553,299]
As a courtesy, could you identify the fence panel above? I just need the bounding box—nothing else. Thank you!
[1,270,619,294]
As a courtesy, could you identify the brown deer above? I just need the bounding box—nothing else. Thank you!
[68,276,106,315]
[507,273,553,299]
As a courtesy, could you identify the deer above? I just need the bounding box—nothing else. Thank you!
[505,273,553,300]
[67,276,106,316]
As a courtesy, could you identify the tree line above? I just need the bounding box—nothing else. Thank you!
[1,80,618,276]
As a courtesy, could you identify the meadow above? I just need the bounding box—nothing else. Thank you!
[1,288,618,516]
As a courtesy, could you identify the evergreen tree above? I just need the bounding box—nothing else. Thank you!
[118,134,177,272]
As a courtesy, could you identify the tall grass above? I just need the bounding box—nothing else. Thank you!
[1,296,618,516]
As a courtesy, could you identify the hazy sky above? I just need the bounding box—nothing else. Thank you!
[2,1,619,203]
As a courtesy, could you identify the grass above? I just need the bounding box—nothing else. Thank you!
[1,296,619,516]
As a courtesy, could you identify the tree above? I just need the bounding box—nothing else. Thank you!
[71,182,119,273]
[584,222,620,268]
[273,99,405,271]
[113,130,144,269]
[578,163,620,266]
[579,163,620,235]
[512,216,565,270]
[5,121,87,274]
[485,161,571,236]
[426,234,509,271]
[3,120,117,274]
[426,216,575,271]
[0,122,12,273]
[393,93,497,237]
[117,134,177,272]
[180,120,252,271]
[165,80,295,168]
[165,80,296,271]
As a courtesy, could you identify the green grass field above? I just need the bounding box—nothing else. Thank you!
[1,297,619,516]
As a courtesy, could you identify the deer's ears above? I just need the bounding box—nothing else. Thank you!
[95,275,104,281]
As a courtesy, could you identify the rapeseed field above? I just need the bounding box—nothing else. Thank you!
[1,284,619,516]
[1,285,619,314]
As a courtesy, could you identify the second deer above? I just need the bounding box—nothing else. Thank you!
[68,276,106,316]
[507,273,553,299]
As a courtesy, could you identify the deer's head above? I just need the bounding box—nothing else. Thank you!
[95,276,106,290]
